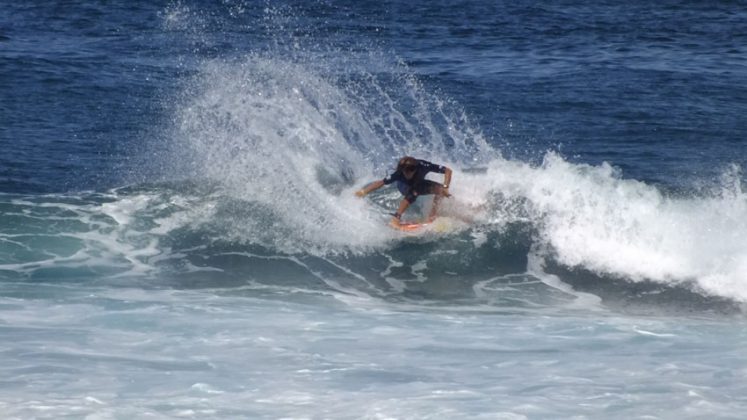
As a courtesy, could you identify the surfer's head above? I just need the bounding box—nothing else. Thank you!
[397,156,418,179]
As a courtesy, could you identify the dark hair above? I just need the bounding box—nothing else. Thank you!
[397,156,418,172]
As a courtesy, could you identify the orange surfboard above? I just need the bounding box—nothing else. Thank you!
[394,221,431,231]
[391,216,436,232]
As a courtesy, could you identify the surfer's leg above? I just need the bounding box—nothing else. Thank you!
[395,198,412,217]
[420,181,446,220]
[429,195,442,220]
[391,198,413,227]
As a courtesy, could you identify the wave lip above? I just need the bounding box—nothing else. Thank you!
[480,153,747,303]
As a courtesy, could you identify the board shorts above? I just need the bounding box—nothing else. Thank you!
[396,180,441,203]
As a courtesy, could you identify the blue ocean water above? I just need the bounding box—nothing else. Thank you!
[2,1,747,418]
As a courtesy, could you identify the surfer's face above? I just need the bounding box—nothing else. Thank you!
[402,165,417,179]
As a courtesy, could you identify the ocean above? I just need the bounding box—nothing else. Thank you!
[1,1,747,418]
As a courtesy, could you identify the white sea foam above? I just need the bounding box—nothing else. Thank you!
[465,153,747,301]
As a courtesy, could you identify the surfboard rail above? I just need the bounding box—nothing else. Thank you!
[391,215,437,231]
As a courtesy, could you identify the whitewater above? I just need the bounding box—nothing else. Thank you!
[2,1,747,418]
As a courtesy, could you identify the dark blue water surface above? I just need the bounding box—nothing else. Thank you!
[2,1,745,193]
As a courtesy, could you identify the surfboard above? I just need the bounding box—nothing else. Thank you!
[393,220,432,232]
[391,216,455,233]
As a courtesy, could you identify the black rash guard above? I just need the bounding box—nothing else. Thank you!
[383,159,447,203]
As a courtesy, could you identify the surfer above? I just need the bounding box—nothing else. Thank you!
[355,156,452,227]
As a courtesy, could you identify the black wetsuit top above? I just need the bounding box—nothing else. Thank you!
[383,159,447,203]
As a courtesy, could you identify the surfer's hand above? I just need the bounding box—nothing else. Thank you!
[355,189,366,198]
[442,187,451,197]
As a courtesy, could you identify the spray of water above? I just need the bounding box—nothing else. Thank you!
[166,46,494,253]
[147,4,747,301]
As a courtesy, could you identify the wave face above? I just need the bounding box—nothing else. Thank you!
[154,46,746,307]
[2,47,745,309]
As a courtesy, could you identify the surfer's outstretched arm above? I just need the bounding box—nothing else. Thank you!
[355,180,385,197]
